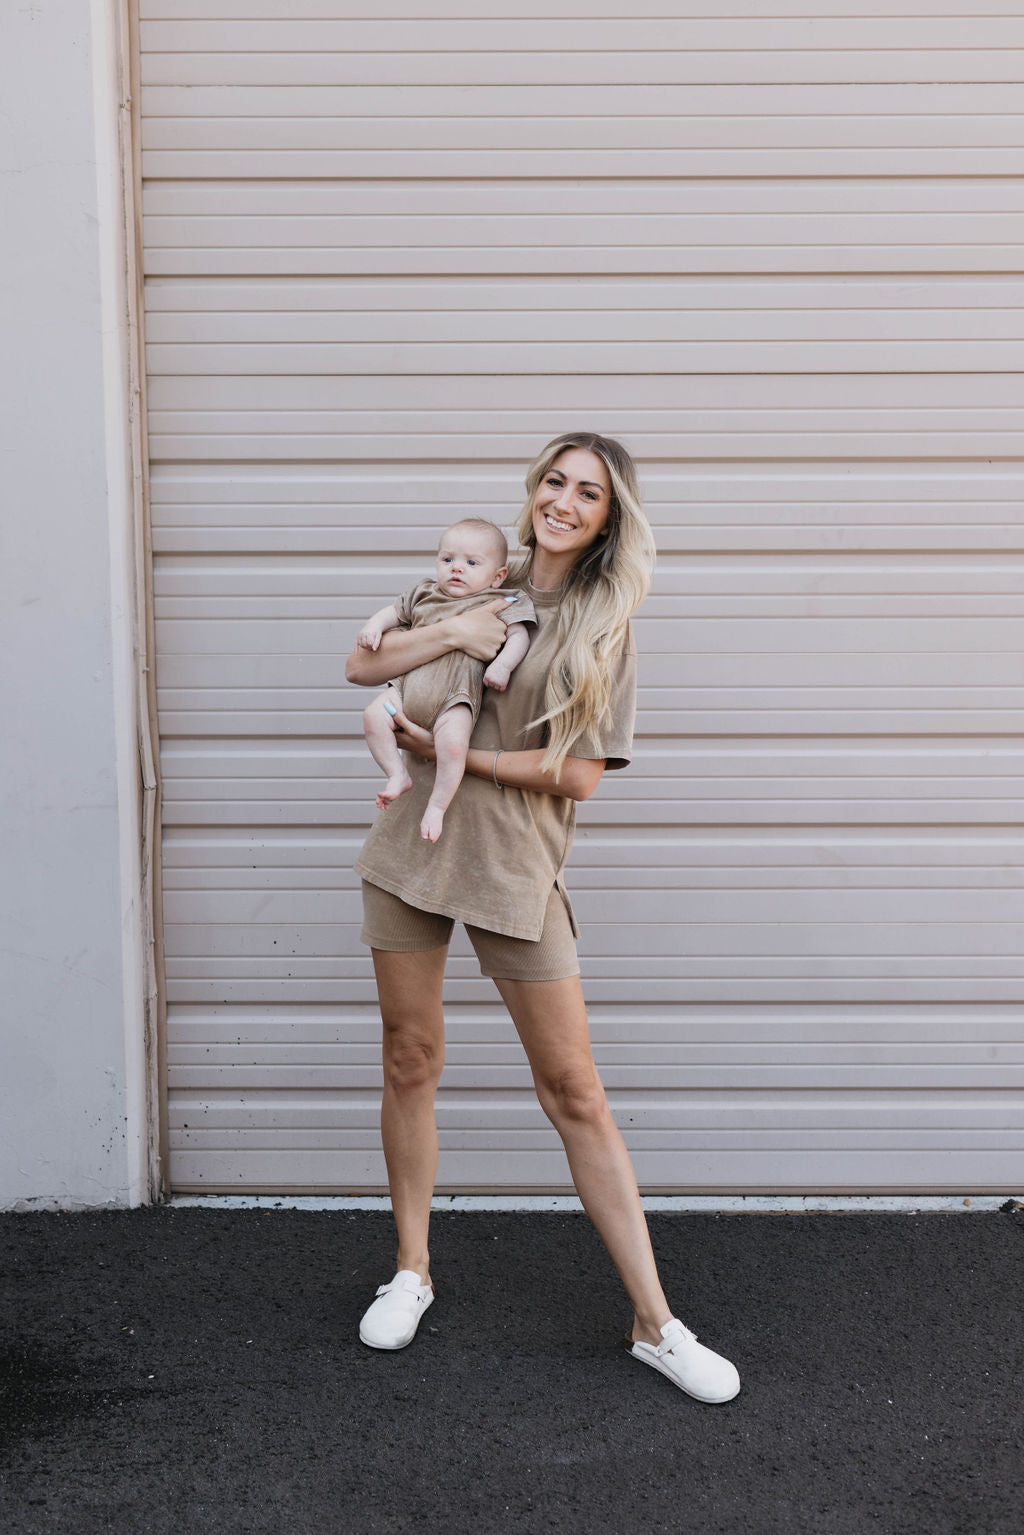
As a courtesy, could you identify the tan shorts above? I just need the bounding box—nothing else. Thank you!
[360,880,580,982]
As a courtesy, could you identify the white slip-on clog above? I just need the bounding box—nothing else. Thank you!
[359,1271,434,1350]
[627,1318,741,1403]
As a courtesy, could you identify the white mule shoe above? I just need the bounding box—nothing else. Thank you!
[359,1271,434,1350]
[627,1318,740,1403]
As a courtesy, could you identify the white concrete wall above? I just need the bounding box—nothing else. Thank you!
[0,2,150,1207]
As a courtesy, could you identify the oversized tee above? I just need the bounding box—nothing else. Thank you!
[355,575,637,941]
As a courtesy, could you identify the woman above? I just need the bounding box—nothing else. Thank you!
[345,432,740,1403]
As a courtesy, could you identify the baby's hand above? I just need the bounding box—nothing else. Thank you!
[483,661,512,692]
[357,624,382,651]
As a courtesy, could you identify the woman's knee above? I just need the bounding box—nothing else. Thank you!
[382,1026,445,1094]
[535,1061,609,1129]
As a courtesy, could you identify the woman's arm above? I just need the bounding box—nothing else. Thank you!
[467,745,607,803]
[345,598,513,687]
[387,706,605,803]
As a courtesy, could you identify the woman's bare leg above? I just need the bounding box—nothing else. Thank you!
[493,974,673,1345]
[372,945,449,1283]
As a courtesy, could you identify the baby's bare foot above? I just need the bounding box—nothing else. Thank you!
[420,805,444,842]
[376,769,412,810]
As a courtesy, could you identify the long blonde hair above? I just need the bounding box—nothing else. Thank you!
[514,432,656,777]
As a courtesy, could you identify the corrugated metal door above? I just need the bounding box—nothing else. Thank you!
[141,1,1024,1193]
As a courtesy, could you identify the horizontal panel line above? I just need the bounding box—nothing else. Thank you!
[145,344,1024,350]
[161,869,1024,877]
[145,448,1024,460]
[140,82,1024,90]
[162,821,1024,831]
[139,47,1024,55]
[140,119,1024,130]
[140,175,1024,186]
[160,740,1024,751]
[139,175,1024,187]
[160,879,1024,889]
[139,269,1024,280]
[144,207,1024,218]
[144,410,1024,417]
[164,947,1022,954]
[144,308,1024,317]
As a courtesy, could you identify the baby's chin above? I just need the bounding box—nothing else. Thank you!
[439,579,492,597]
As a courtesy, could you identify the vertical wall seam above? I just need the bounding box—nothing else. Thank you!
[119,0,168,1201]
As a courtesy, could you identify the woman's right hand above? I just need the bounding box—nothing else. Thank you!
[388,704,437,763]
[444,598,513,662]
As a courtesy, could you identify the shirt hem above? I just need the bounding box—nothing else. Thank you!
[355,861,545,943]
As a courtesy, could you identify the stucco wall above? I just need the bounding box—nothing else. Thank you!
[0,2,149,1207]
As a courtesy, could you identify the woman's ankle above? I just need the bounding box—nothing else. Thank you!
[395,1253,431,1287]
[631,1309,673,1346]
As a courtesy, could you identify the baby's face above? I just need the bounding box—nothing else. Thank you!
[435,527,507,597]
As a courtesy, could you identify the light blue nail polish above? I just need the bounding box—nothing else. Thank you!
[504,594,518,603]
[383,700,397,716]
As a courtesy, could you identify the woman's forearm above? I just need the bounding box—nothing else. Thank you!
[346,599,513,686]
[385,706,606,801]
[345,621,456,686]
[465,747,606,802]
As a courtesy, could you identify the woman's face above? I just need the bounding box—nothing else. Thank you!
[531,448,612,569]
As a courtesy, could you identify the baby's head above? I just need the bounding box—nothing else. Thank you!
[435,519,509,597]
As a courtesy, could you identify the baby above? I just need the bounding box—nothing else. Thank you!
[358,519,536,842]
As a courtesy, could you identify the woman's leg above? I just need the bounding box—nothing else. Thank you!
[372,944,449,1283]
[492,973,672,1345]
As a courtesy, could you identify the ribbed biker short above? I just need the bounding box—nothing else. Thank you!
[360,879,580,982]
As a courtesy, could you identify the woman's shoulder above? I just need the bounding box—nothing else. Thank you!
[504,553,531,588]
[500,555,638,658]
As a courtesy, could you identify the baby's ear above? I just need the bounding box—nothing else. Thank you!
[491,566,509,587]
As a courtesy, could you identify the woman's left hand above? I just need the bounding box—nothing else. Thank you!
[389,704,436,762]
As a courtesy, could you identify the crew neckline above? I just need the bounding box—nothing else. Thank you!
[523,572,564,605]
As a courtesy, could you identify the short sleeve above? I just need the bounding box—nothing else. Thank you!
[566,631,638,770]
[501,590,538,627]
[393,578,434,627]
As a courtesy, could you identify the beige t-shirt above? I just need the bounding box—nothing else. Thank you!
[355,575,637,941]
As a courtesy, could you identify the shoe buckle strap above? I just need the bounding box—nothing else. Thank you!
[657,1324,696,1357]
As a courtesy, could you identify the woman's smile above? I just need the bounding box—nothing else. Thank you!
[541,512,576,535]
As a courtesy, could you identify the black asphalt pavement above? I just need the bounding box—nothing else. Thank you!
[1,1206,1022,1535]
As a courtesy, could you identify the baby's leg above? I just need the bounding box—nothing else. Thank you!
[363,688,412,810]
[420,703,474,843]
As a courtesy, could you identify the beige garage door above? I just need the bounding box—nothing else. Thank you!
[141,1,1024,1193]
